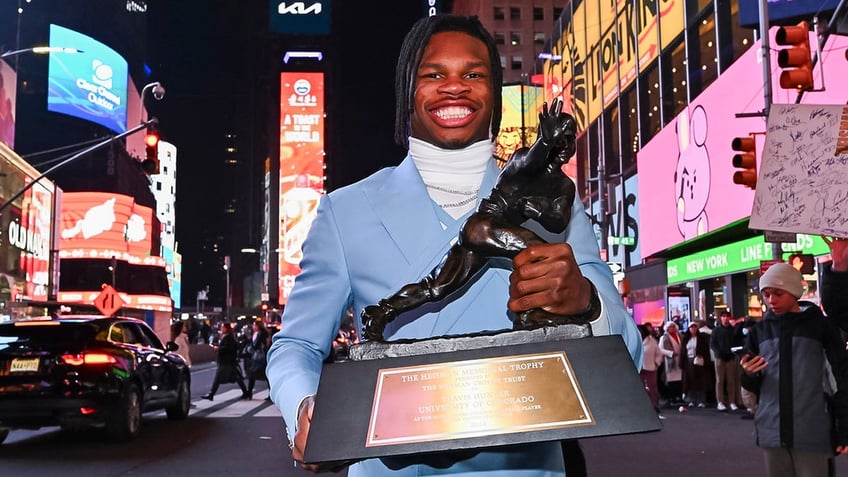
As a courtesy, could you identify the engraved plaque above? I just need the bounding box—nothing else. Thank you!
[367,352,592,447]
[304,335,661,464]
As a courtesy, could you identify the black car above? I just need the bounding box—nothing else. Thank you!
[0,315,191,443]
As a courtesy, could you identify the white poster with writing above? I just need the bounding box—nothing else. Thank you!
[749,104,848,237]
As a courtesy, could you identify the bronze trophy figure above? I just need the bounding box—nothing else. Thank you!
[362,98,594,342]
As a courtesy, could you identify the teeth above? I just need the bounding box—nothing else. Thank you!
[435,106,471,120]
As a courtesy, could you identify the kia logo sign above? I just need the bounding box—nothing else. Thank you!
[270,0,331,35]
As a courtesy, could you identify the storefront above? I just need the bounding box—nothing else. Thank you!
[665,234,830,324]
[0,143,57,320]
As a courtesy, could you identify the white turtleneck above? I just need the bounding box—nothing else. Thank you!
[409,137,493,219]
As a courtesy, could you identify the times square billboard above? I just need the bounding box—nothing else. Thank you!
[47,24,128,133]
[279,72,325,303]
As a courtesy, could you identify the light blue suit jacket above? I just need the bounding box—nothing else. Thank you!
[267,155,642,476]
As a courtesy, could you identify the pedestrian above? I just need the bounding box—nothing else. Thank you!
[822,235,848,332]
[740,262,848,477]
[245,319,270,400]
[639,323,665,415]
[681,321,711,408]
[659,321,684,408]
[710,310,743,411]
[266,14,642,476]
[202,322,249,401]
[170,320,192,367]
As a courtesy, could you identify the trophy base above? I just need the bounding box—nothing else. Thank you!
[305,328,660,464]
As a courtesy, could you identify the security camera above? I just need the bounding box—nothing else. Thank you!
[152,83,165,101]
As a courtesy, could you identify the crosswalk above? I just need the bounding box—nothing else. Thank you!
[150,388,282,419]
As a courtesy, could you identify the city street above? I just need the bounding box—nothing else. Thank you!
[1,361,846,476]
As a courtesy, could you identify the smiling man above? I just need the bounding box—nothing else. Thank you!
[266,14,641,476]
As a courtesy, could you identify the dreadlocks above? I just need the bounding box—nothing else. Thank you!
[393,14,503,148]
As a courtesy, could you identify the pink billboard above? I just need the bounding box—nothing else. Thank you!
[0,59,16,149]
[637,31,848,258]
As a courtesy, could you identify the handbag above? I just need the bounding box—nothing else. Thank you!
[693,355,705,366]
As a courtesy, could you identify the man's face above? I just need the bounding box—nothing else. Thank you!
[410,31,494,149]
[761,287,799,315]
[720,313,732,326]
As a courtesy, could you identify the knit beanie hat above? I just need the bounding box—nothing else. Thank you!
[759,262,804,298]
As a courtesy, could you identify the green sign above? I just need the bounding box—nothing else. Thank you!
[608,236,635,246]
[665,233,828,284]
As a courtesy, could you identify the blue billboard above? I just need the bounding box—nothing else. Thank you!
[739,0,840,29]
[47,24,128,133]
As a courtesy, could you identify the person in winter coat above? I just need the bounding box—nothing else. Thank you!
[659,321,684,407]
[681,321,711,408]
[640,323,665,414]
[740,262,848,477]
[202,322,249,401]
[822,236,848,333]
[710,310,743,411]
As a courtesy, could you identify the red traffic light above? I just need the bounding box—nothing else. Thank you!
[731,135,757,189]
[775,21,813,91]
[142,127,160,175]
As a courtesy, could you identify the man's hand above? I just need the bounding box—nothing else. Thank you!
[739,354,767,375]
[291,395,356,473]
[822,235,848,272]
[508,242,590,316]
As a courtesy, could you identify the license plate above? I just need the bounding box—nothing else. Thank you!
[10,358,40,373]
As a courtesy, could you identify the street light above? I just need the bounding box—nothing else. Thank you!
[0,46,82,59]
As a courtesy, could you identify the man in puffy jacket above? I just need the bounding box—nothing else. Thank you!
[740,263,848,477]
[822,236,848,333]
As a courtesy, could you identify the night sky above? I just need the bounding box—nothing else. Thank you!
[147,2,426,304]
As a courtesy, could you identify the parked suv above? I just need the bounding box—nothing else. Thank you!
[0,315,191,443]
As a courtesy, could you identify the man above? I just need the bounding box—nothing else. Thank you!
[201,322,249,401]
[266,14,642,476]
[822,236,848,332]
[710,310,742,412]
[740,263,848,477]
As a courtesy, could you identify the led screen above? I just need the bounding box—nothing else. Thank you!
[636,32,848,258]
[48,24,128,133]
[738,0,840,28]
[59,192,162,266]
[278,72,325,303]
[0,60,16,148]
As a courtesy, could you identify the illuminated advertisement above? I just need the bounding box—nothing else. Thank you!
[269,0,331,35]
[279,72,325,302]
[637,32,848,258]
[47,24,128,133]
[543,0,685,130]
[0,144,54,303]
[57,290,173,313]
[739,0,840,28]
[59,192,164,267]
[162,246,182,309]
[0,60,17,149]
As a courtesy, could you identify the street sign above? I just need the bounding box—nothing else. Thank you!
[93,285,126,316]
[764,230,796,243]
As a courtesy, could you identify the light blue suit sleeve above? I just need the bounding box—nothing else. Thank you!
[266,195,352,440]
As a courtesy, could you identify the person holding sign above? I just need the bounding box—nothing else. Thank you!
[822,236,848,333]
[266,14,641,476]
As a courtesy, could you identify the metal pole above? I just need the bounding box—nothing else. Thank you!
[758,0,773,118]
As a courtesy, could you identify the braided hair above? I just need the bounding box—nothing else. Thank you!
[393,14,503,148]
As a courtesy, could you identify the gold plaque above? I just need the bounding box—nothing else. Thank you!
[366,351,593,447]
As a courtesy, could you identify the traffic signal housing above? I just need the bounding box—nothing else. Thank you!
[142,126,160,175]
[775,21,813,91]
[731,135,757,189]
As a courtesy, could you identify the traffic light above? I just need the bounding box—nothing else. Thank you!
[775,21,813,91]
[260,302,269,312]
[142,125,160,175]
[731,135,757,189]
[789,253,815,275]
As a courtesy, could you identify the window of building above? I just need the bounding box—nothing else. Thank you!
[534,7,544,21]
[510,7,521,20]
[534,32,545,45]
[510,55,523,70]
[661,39,688,124]
[687,10,718,99]
[553,8,563,19]
[619,86,638,173]
[602,105,621,178]
[494,6,505,20]
[494,31,505,45]
[500,55,507,69]
[638,63,661,145]
[510,32,521,46]
[717,0,755,70]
